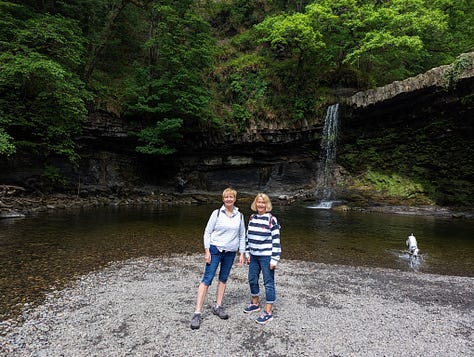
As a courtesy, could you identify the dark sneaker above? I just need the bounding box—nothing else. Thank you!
[211,305,229,319]
[243,304,260,314]
[255,312,273,324]
[190,313,201,329]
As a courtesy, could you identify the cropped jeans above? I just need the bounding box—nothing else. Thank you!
[248,254,276,303]
[201,245,236,286]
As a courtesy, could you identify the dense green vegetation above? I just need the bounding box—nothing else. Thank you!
[0,1,473,205]
[1,0,473,159]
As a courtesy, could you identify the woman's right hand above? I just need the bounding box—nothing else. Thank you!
[204,249,211,264]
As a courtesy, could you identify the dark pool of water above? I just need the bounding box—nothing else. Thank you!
[1,204,473,321]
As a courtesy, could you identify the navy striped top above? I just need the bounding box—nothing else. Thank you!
[245,213,281,265]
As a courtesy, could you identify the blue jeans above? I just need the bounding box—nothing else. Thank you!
[248,254,276,303]
[201,245,236,286]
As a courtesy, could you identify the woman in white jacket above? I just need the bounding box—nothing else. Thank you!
[190,187,246,330]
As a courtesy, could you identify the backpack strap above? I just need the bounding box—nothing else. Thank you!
[212,208,220,232]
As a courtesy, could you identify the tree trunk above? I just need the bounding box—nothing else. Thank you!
[83,0,149,83]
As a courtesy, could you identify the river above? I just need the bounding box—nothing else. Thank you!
[1,204,473,321]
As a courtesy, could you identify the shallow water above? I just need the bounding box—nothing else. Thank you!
[1,204,473,320]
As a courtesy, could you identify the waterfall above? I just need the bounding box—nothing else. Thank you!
[309,103,340,209]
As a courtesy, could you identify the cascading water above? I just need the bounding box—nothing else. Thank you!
[309,103,340,209]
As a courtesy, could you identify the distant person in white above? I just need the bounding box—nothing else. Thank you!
[406,233,419,256]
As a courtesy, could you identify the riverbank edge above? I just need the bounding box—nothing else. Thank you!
[1,188,473,220]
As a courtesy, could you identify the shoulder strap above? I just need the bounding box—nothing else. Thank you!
[212,209,220,231]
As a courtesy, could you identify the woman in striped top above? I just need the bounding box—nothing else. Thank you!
[244,193,281,324]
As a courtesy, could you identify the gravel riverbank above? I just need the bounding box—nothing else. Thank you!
[1,254,473,356]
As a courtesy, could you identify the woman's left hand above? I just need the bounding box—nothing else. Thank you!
[238,253,245,266]
[204,250,211,264]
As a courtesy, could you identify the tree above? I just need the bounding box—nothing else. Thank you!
[253,10,326,119]
[125,1,216,155]
[0,2,90,161]
[77,0,150,83]
[433,0,474,58]
[342,0,450,84]
[255,12,324,67]
[254,0,461,90]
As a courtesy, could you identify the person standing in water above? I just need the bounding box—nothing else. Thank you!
[190,187,246,330]
[244,193,281,324]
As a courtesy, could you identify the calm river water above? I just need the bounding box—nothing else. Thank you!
[1,204,473,320]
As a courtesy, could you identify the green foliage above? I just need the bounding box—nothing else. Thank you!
[203,0,269,37]
[0,50,89,161]
[229,104,252,131]
[255,12,324,62]
[0,3,90,162]
[4,0,472,146]
[251,0,468,92]
[342,0,450,84]
[444,52,474,88]
[433,0,474,57]
[134,118,183,155]
[357,170,432,201]
[124,1,216,155]
[0,0,473,206]
[42,165,66,186]
[218,70,270,131]
[0,128,15,156]
[15,13,86,70]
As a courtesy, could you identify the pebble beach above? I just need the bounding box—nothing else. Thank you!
[0,254,473,356]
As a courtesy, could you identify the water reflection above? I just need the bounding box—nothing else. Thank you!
[1,204,473,321]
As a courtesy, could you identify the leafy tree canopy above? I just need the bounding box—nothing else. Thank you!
[0,0,473,159]
[124,1,216,154]
[0,2,90,161]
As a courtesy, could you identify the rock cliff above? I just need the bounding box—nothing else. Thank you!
[345,52,474,108]
[1,54,473,206]
[339,53,474,206]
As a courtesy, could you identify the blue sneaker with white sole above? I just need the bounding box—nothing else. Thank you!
[255,311,273,324]
[243,304,260,314]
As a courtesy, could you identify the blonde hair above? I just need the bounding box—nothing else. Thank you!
[222,187,237,198]
[251,193,272,212]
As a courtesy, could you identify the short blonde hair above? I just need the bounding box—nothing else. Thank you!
[222,187,237,198]
[251,193,272,212]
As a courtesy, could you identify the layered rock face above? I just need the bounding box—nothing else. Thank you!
[345,54,474,109]
[95,53,473,204]
[133,129,321,195]
[339,53,474,206]
[1,54,473,205]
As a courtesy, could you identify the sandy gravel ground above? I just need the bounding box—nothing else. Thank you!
[1,254,473,356]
